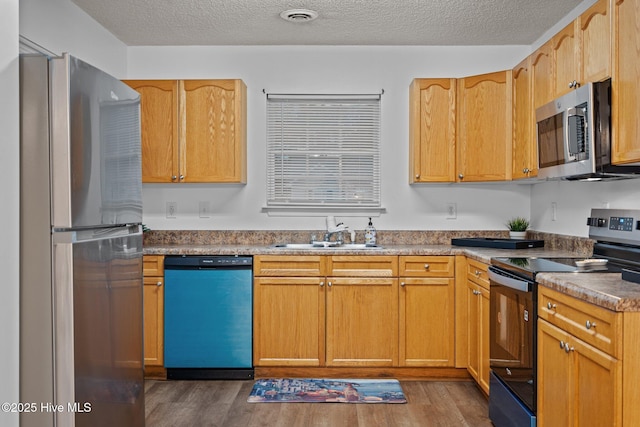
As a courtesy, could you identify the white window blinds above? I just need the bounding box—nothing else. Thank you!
[266,94,381,208]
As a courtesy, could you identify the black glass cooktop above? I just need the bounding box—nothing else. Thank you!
[492,257,620,276]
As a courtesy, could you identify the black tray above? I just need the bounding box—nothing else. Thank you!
[451,237,545,249]
[622,269,640,285]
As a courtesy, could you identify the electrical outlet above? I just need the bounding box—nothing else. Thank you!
[551,202,557,221]
[446,203,457,219]
[166,201,177,219]
[199,201,211,218]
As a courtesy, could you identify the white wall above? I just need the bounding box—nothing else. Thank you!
[129,45,535,231]
[19,0,128,76]
[532,180,640,237]
[1,0,19,425]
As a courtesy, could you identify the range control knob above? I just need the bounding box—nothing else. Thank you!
[587,217,607,227]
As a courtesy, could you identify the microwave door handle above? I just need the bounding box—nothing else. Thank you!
[566,107,586,158]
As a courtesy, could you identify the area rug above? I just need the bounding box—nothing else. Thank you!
[247,378,407,403]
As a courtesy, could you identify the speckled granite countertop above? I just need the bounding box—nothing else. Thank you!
[537,272,640,312]
[142,243,578,265]
[142,229,640,312]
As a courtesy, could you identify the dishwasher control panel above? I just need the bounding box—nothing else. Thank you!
[164,255,253,268]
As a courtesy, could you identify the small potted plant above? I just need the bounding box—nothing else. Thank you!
[506,217,529,240]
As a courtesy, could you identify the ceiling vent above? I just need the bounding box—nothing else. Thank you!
[280,8,319,23]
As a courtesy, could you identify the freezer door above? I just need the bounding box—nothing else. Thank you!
[50,54,142,229]
[52,226,144,427]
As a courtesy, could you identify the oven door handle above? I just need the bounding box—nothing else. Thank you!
[488,266,533,292]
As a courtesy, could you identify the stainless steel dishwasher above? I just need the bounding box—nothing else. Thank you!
[163,255,253,380]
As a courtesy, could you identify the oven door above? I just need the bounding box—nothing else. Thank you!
[488,266,536,414]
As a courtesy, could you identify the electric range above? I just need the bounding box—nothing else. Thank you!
[487,208,640,427]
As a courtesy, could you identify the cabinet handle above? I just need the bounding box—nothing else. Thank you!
[523,168,530,174]
[415,174,420,180]
[156,281,162,287]
[559,340,565,349]
[547,302,557,310]
[564,342,574,353]
[400,282,405,287]
[171,175,177,181]
[328,281,332,287]
[475,270,481,277]
[179,175,185,180]
[585,320,596,330]
[458,173,464,179]
[472,289,480,295]
[424,264,430,270]
[319,281,324,287]
[569,80,581,89]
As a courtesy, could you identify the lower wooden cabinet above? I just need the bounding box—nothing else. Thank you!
[536,285,632,426]
[254,255,464,369]
[466,258,490,394]
[326,277,398,366]
[254,255,399,368]
[537,319,620,427]
[399,256,456,367]
[142,255,164,371]
[253,276,325,367]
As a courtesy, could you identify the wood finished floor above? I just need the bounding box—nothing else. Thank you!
[144,379,493,427]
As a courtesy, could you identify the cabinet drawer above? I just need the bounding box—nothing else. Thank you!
[466,258,489,289]
[399,256,454,277]
[143,255,164,276]
[254,255,326,277]
[538,286,621,358]
[328,256,398,277]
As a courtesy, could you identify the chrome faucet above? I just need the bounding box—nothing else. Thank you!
[324,216,348,244]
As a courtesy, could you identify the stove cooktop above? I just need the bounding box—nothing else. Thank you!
[491,257,622,276]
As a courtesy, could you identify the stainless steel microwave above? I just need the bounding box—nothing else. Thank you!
[536,79,640,180]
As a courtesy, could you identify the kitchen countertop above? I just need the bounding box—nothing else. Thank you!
[144,242,640,312]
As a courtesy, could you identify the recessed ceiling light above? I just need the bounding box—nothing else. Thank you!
[280,8,319,23]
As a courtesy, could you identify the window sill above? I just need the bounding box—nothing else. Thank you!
[262,205,386,217]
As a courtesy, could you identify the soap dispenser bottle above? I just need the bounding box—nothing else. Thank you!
[364,217,377,245]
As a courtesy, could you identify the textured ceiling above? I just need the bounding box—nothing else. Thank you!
[71,0,585,46]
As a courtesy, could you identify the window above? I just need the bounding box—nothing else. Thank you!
[266,93,382,213]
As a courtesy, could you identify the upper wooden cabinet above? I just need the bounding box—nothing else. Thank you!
[579,0,612,83]
[552,0,611,98]
[612,0,640,164]
[409,78,457,183]
[531,40,554,110]
[552,21,580,97]
[512,56,537,179]
[124,79,247,183]
[457,71,513,182]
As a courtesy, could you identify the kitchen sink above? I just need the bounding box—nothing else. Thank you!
[273,243,383,250]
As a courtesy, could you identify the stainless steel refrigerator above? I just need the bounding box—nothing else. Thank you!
[20,53,144,427]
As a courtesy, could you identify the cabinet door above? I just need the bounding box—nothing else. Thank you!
[612,0,640,164]
[538,319,573,427]
[143,276,164,366]
[467,279,490,394]
[399,277,455,366]
[180,80,247,183]
[409,78,456,183]
[479,284,490,394]
[253,277,325,366]
[538,319,621,427]
[579,0,611,83]
[552,21,580,97]
[532,41,554,109]
[457,71,512,182]
[326,277,398,367]
[123,80,179,183]
[573,333,621,427]
[467,281,481,383]
[512,56,536,179]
